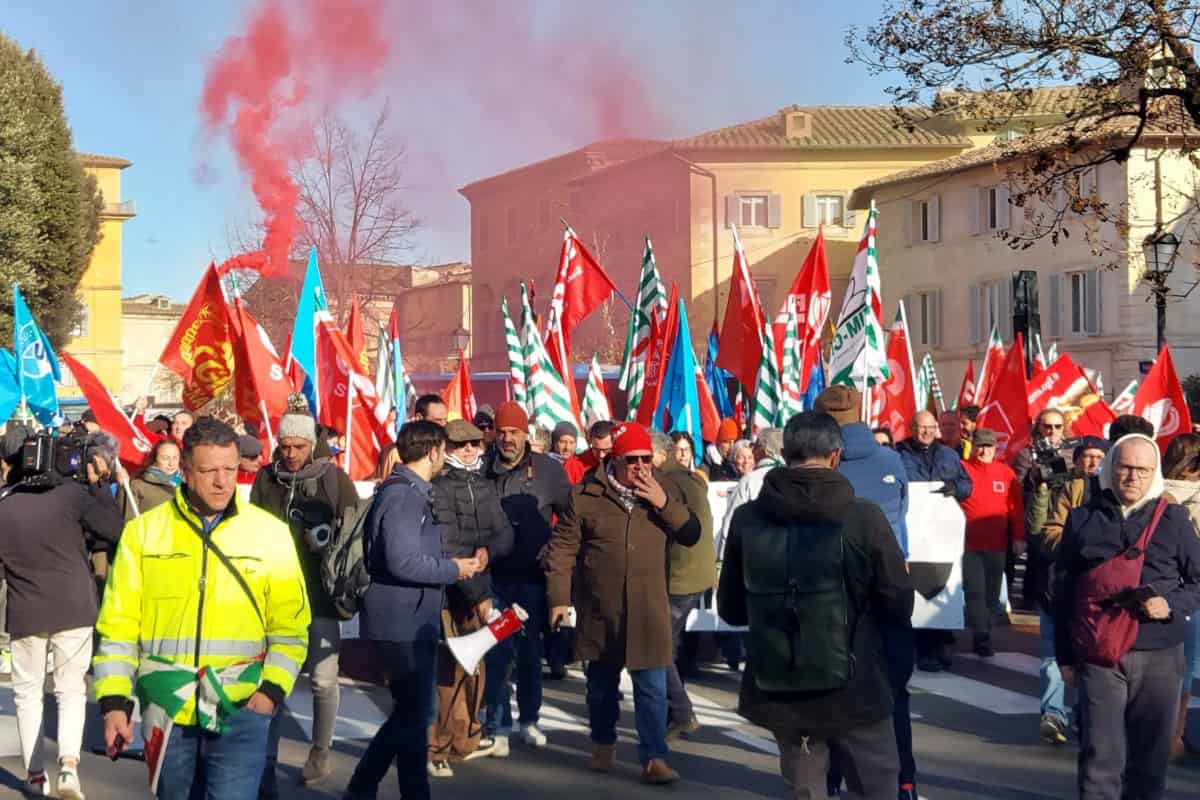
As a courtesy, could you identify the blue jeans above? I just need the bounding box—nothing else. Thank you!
[347,640,437,800]
[1040,609,1068,721]
[1184,613,1200,695]
[482,582,545,735]
[586,662,668,764]
[156,706,272,800]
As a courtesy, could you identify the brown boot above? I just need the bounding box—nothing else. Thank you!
[641,759,680,785]
[590,745,616,773]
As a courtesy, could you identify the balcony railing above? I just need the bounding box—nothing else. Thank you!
[102,200,136,218]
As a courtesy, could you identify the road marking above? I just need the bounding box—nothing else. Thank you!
[909,670,1041,715]
[958,651,1042,677]
[722,730,779,756]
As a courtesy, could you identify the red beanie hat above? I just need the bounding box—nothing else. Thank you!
[716,418,739,443]
[611,421,653,456]
[494,401,529,431]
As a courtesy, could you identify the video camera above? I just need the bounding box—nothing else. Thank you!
[1031,435,1084,489]
[20,431,100,488]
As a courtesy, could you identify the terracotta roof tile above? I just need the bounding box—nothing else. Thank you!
[76,152,131,168]
[932,85,1111,119]
[672,106,972,150]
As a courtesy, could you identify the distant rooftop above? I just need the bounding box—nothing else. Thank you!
[77,152,132,169]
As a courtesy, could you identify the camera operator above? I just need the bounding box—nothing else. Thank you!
[249,408,358,793]
[1013,409,1072,500]
[0,430,123,798]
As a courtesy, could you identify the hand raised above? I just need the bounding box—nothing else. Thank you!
[632,472,667,510]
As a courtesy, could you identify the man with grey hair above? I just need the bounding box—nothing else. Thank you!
[651,430,715,737]
[717,427,784,559]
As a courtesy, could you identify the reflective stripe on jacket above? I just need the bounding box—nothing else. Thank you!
[94,487,310,726]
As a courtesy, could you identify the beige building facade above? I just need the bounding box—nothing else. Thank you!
[120,294,185,404]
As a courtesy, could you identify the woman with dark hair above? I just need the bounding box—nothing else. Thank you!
[1163,432,1200,760]
[120,439,181,520]
[872,427,895,448]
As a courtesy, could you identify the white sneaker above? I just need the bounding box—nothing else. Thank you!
[25,771,50,796]
[56,765,85,800]
[427,759,454,778]
[491,734,510,758]
[519,723,547,749]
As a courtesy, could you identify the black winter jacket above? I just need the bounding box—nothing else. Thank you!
[482,445,571,586]
[718,466,914,743]
[432,465,515,606]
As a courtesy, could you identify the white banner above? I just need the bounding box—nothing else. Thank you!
[688,481,745,632]
[905,481,966,630]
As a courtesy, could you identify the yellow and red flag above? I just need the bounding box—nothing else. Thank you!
[159,265,236,411]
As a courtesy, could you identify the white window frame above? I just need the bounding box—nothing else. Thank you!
[905,289,942,347]
[739,195,769,228]
[1067,270,1100,335]
[814,194,845,227]
[71,303,89,338]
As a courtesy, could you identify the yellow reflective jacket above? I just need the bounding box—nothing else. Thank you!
[94,487,310,726]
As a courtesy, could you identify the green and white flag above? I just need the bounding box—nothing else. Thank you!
[520,282,578,431]
[502,296,528,412]
[915,353,945,413]
[617,237,668,419]
[582,354,612,428]
[751,317,783,433]
[1112,378,1139,414]
[829,204,890,390]
[778,296,805,423]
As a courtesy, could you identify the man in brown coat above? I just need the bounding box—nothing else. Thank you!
[545,422,701,785]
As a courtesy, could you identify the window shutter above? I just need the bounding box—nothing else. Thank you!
[725,195,738,228]
[1080,167,1097,198]
[802,193,817,228]
[1047,273,1063,338]
[1084,269,1101,335]
[969,188,982,235]
[968,283,982,344]
[998,279,1014,341]
[996,185,1011,230]
[930,289,943,347]
[843,203,857,230]
[902,201,913,246]
[768,194,782,229]
[927,195,941,242]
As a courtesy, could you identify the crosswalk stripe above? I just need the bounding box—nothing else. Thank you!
[958,651,1042,677]
[909,670,1041,715]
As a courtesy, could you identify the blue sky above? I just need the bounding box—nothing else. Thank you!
[3,1,897,299]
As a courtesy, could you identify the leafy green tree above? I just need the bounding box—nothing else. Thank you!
[0,33,101,348]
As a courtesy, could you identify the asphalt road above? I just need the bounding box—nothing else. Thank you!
[2,622,1199,799]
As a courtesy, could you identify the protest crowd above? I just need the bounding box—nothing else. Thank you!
[0,222,1198,800]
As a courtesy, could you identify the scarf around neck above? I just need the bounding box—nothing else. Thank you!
[445,452,482,473]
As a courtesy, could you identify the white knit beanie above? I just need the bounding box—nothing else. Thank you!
[277,412,317,444]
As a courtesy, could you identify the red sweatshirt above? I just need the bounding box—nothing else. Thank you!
[960,459,1025,551]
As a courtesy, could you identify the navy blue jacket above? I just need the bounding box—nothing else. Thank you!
[1052,490,1200,665]
[895,439,972,501]
[838,423,910,557]
[483,445,571,586]
[361,464,459,643]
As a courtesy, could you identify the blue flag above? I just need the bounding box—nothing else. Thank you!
[287,248,328,413]
[13,284,61,424]
[655,299,703,464]
[0,349,21,426]
[802,358,826,412]
[704,323,734,419]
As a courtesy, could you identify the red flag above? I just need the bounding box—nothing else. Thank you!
[695,363,721,443]
[159,265,236,411]
[344,293,370,376]
[1027,353,1095,419]
[716,230,766,392]
[772,230,831,392]
[874,308,918,443]
[1071,397,1118,439]
[1131,346,1192,450]
[957,360,977,408]
[977,333,1031,462]
[975,331,1006,407]
[441,350,477,422]
[637,283,680,425]
[230,299,292,450]
[313,316,389,479]
[548,229,618,356]
[546,326,582,424]
[60,352,154,471]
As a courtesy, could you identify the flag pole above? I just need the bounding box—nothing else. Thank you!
[559,217,634,311]
[138,363,162,405]
[121,476,141,517]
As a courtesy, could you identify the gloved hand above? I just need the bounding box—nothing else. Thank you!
[935,480,958,497]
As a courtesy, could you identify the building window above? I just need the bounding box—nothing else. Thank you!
[968,280,1012,343]
[71,304,89,338]
[739,195,768,227]
[908,289,942,347]
[815,194,845,227]
[909,195,940,243]
[478,214,490,252]
[987,188,998,230]
[506,208,518,246]
[1069,271,1099,334]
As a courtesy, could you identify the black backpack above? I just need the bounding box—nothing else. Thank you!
[320,473,410,620]
[741,517,857,692]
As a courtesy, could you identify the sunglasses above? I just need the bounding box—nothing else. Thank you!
[477,423,494,431]
[620,454,653,465]
[455,439,483,448]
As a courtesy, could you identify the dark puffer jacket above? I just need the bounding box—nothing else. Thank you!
[432,464,515,606]
[483,445,571,586]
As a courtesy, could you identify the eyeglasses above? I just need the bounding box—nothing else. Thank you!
[1116,464,1153,479]
[619,454,653,465]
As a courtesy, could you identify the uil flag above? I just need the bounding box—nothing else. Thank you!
[582,355,612,428]
[158,265,236,412]
[60,351,154,470]
[704,322,735,419]
[716,225,767,393]
[655,298,703,453]
[773,230,831,392]
[441,350,477,423]
[1111,379,1139,414]
[977,333,1031,462]
[829,204,888,390]
[975,324,1006,407]
[956,360,977,410]
[230,299,292,450]
[287,248,328,413]
[12,284,62,423]
[344,293,370,376]
[1131,346,1192,450]
[875,303,918,443]
[0,350,20,427]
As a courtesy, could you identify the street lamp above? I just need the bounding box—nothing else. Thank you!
[451,326,471,352]
[1142,228,1181,354]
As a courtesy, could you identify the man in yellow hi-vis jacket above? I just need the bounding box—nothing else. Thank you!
[94,417,310,799]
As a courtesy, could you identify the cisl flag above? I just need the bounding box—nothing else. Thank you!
[977,333,1031,462]
[874,303,918,443]
[1131,346,1192,449]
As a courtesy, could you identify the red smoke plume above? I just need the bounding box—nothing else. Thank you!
[200,0,389,275]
